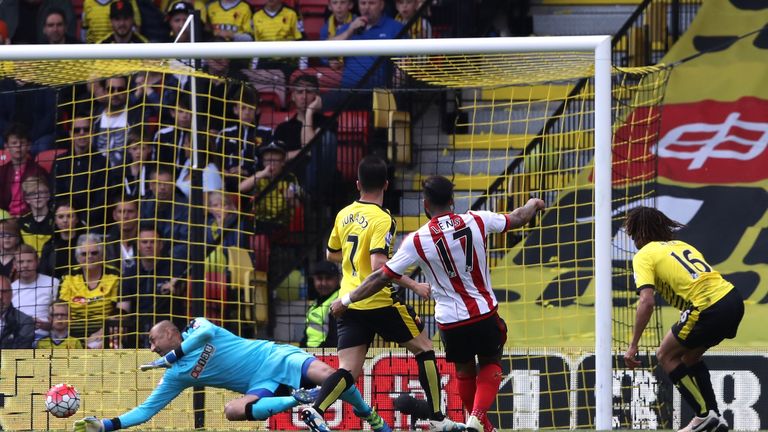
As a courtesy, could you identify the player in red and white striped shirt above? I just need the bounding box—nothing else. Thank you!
[331,175,545,432]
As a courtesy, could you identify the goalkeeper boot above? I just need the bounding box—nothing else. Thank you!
[354,406,392,432]
[292,387,321,404]
[301,407,331,432]
[429,416,466,432]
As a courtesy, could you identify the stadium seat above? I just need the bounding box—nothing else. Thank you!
[242,69,287,109]
[298,0,327,16]
[302,15,324,40]
[35,149,67,173]
[336,110,369,145]
[337,143,364,182]
[250,234,270,273]
[289,67,341,93]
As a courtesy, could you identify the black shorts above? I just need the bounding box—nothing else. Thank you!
[439,312,507,364]
[672,288,744,348]
[337,303,424,350]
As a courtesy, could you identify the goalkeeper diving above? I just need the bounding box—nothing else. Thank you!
[73,318,392,432]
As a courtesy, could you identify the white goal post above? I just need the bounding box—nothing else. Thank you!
[0,36,613,430]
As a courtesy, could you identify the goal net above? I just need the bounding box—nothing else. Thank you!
[0,38,671,430]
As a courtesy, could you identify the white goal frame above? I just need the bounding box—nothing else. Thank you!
[0,36,613,430]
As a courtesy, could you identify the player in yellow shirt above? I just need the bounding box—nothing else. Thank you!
[206,0,253,41]
[623,207,743,432]
[301,156,464,432]
[82,0,141,43]
[34,303,83,349]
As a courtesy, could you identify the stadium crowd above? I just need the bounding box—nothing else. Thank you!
[0,0,521,350]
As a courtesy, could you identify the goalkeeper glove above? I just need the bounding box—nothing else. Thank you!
[139,348,183,371]
[73,416,104,432]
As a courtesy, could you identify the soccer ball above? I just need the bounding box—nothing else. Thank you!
[45,383,80,418]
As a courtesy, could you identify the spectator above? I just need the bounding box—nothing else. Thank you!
[239,140,301,234]
[206,0,252,41]
[141,166,189,261]
[0,218,22,280]
[320,0,356,71]
[121,221,185,348]
[82,0,141,43]
[34,302,83,348]
[251,0,306,73]
[394,0,431,38]
[0,123,49,217]
[118,127,154,199]
[38,201,87,279]
[93,76,142,167]
[205,191,248,248]
[11,243,59,340]
[300,260,340,348]
[58,233,127,347]
[166,1,194,42]
[105,196,139,276]
[217,86,273,192]
[0,275,34,348]
[97,0,148,43]
[274,74,337,198]
[42,8,79,44]
[330,0,402,106]
[199,48,246,133]
[175,134,223,200]
[53,115,111,228]
[0,20,9,45]
[155,94,192,172]
[19,176,54,254]
[0,0,76,44]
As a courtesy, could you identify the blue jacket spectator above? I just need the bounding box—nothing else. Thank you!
[333,0,403,89]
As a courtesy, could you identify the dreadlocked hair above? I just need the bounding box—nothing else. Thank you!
[624,206,685,244]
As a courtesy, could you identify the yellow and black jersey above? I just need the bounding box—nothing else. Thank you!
[251,4,303,41]
[19,212,53,255]
[82,0,142,44]
[632,240,733,311]
[395,14,432,39]
[328,200,396,310]
[97,31,149,43]
[58,265,121,339]
[35,336,84,349]
[207,0,252,37]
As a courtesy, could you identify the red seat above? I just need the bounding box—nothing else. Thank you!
[242,69,287,108]
[337,143,364,182]
[302,15,324,40]
[35,149,67,173]
[336,110,369,145]
[250,234,270,272]
[298,0,327,16]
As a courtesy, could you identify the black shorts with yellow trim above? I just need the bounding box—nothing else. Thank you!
[671,288,744,349]
[337,302,424,350]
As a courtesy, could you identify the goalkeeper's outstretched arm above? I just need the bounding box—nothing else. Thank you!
[74,379,184,432]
